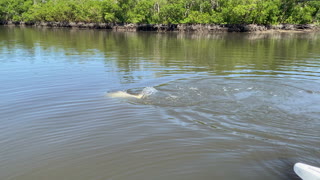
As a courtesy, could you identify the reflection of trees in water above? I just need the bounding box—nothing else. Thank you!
[104,31,320,80]
[1,26,320,81]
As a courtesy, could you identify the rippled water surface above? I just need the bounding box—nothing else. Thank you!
[1,26,320,180]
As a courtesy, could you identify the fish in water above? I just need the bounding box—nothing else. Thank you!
[107,91,143,99]
[107,87,158,99]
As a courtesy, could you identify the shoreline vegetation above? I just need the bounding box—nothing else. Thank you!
[1,0,320,32]
[1,21,319,32]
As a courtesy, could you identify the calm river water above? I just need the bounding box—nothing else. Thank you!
[1,26,320,180]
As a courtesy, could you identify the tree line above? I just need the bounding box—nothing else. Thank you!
[0,0,319,25]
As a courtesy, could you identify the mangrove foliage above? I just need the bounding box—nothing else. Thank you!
[0,0,320,25]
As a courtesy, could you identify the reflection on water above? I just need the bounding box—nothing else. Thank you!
[0,26,320,180]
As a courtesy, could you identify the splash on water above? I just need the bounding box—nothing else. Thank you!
[140,87,158,98]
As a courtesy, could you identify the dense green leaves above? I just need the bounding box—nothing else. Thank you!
[159,1,185,24]
[131,0,154,23]
[0,0,319,24]
[0,0,33,21]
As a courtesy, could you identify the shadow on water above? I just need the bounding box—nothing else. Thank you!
[272,159,301,180]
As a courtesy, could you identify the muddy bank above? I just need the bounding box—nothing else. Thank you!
[1,21,319,32]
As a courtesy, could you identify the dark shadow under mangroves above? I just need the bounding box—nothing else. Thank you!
[1,26,320,80]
